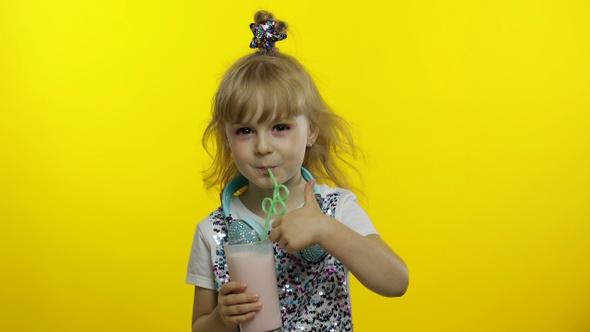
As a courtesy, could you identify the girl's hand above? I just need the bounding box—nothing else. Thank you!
[217,281,262,327]
[269,180,331,253]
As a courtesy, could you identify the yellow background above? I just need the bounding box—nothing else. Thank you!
[1,1,589,331]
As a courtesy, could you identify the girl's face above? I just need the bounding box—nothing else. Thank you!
[225,112,318,191]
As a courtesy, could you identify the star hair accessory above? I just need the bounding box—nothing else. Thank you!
[249,20,287,53]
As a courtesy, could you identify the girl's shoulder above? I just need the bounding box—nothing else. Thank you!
[317,183,358,202]
[317,183,377,235]
[195,206,225,230]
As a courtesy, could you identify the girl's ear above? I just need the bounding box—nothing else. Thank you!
[307,123,319,147]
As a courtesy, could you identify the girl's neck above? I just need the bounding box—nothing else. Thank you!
[239,176,307,219]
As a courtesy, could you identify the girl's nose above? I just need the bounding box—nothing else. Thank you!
[254,134,273,155]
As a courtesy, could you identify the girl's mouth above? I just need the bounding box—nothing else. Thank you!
[259,166,275,174]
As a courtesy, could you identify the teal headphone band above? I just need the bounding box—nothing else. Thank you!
[221,167,326,262]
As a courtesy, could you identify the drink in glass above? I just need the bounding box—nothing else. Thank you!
[225,240,282,332]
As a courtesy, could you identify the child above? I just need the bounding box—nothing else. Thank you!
[186,10,408,332]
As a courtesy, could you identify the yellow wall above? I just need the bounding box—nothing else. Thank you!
[1,1,589,331]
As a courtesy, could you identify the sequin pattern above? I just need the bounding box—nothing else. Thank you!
[210,209,230,291]
[209,193,352,331]
[249,20,287,52]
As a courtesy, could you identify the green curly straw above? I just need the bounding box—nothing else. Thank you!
[261,168,289,240]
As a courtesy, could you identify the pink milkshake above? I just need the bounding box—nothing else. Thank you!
[225,241,282,332]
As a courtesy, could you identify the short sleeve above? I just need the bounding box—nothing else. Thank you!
[185,220,216,289]
[333,189,379,237]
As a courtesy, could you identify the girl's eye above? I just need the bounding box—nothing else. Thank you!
[235,128,253,135]
[273,124,291,132]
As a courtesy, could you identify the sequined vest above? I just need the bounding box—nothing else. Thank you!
[209,192,353,332]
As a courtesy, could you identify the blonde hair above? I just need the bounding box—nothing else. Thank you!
[202,11,360,193]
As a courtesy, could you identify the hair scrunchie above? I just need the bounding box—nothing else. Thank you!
[249,20,287,53]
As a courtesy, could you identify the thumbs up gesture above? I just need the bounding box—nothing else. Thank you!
[269,180,331,253]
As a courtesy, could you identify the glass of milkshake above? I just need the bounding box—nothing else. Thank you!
[224,240,282,332]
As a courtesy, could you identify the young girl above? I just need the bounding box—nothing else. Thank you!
[186,10,408,332]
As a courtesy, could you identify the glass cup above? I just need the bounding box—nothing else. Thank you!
[224,240,282,332]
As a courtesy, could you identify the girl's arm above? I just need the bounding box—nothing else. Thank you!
[270,181,409,297]
[317,225,408,297]
[192,283,262,332]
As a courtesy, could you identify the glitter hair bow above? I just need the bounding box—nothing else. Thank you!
[249,20,287,52]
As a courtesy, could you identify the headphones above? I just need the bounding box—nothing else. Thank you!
[221,167,326,262]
